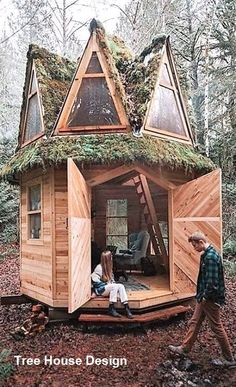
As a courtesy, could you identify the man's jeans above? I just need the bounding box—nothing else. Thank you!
[182,300,233,360]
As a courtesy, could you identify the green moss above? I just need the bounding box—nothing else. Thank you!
[18,44,77,144]
[12,31,201,178]
[107,35,133,64]
[1,134,215,180]
[32,46,76,135]
[96,29,128,112]
[114,34,164,131]
[140,35,167,59]
[18,32,191,144]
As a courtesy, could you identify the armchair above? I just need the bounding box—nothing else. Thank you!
[115,230,150,272]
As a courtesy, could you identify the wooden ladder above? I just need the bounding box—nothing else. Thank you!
[133,174,169,271]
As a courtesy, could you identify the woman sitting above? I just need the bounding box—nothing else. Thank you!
[91,250,133,319]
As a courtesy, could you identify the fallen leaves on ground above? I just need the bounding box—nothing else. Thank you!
[0,244,235,386]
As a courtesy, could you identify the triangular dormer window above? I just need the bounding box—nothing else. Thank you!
[54,33,130,135]
[85,52,103,73]
[67,73,121,127]
[144,44,192,144]
[21,63,44,146]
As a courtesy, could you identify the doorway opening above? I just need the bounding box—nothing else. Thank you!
[91,171,171,303]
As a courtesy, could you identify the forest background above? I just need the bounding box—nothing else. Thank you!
[0,0,235,257]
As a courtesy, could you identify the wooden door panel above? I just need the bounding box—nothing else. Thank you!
[172,169,221,287]
[173,220,221,283]
[69,218,91,310]
[173,170,220,218]
[68,158,91,313]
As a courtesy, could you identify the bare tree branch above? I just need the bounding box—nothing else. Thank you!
[46,0,63,28]
[0,3,41,44]
[111,3,133,26]
[52,0,63,18]
[67,19,89,40]
[65,0,80,11]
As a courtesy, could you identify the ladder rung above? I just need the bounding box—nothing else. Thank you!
[140,196,146,204]
[136,185,143,194]
[133,176,140,184]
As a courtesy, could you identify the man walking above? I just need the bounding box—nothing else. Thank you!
[169,231,235,366]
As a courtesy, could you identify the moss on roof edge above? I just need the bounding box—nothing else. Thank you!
[17,44,77,149]
[1,134,215,180]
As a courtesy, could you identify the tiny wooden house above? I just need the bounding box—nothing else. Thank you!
[2,22,222,315]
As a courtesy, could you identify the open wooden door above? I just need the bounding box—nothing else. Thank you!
[68,158,91,313]
[169,169,222,292]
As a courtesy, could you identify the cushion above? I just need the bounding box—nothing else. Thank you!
[128,233,138,249]
[130,238,142,251]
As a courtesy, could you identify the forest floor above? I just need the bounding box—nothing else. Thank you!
[0,243,235,387]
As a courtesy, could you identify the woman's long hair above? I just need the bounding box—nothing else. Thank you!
[101,251,113,282]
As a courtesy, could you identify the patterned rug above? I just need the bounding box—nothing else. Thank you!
[118,276,150,291]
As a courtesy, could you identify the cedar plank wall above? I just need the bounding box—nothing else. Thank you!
[20,169,53,305]
[53,167,68,304]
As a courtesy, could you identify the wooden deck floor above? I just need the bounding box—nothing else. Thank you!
[83,273,195,310]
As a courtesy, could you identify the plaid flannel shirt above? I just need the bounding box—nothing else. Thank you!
[196,245,225,305]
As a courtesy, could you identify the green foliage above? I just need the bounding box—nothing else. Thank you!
[223,236,236,277]
[107,35,133,64]
[224,259,236,277]
[222,180,236,245]
[224,240,236,257]
[0,137,19,243]
[0,348,14,381]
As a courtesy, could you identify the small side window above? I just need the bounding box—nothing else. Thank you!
[27,183,42,239]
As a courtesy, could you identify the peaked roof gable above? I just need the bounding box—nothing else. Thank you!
[19,61,45,148]
[142,38,193,144]
[17,44,76,150]
[53,29,130,135]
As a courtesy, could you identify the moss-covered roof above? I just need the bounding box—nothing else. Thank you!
[19,31,175,139]
[18,44,77,145]
[5,23,214,181]
[1,134,214,180]
[98,31,167,132]
[34,47,76,135]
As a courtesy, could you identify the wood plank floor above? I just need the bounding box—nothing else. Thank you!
[83,273,195,310]
[131,273,169,289]
[124,273,171,301]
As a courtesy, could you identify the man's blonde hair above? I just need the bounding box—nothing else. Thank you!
[188,231,207,243]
